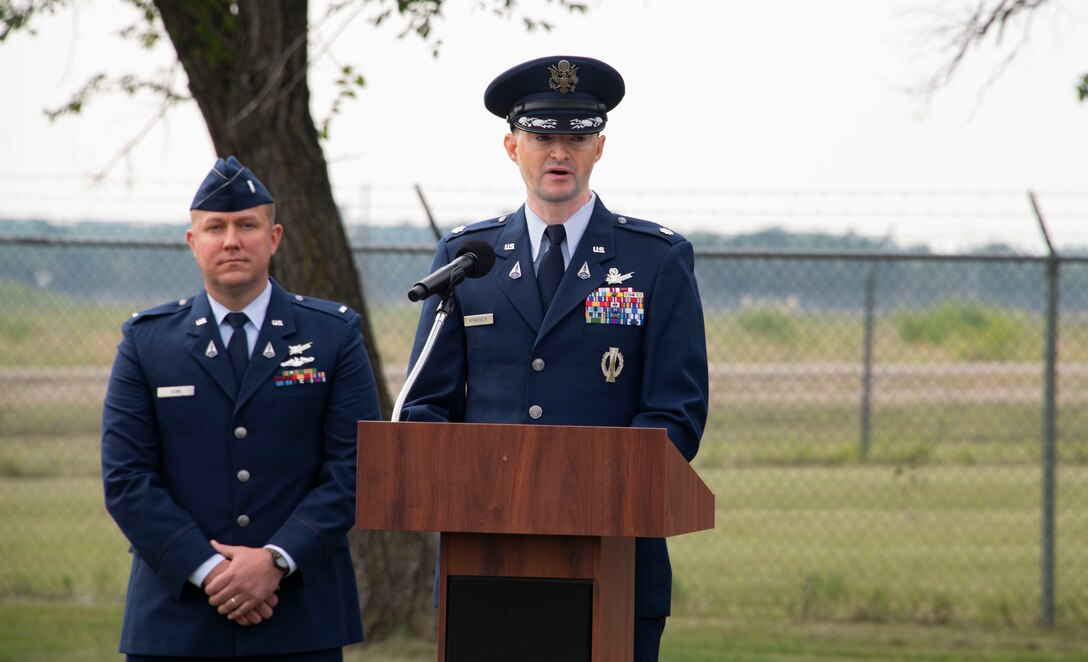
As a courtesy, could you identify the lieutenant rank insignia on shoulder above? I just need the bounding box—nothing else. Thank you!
[586,287,644,326]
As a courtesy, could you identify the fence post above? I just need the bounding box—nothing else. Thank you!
[860,262,877,460]
[1030,190,1058,628]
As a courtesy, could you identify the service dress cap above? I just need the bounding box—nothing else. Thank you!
[190,155,274,212]
[484,55,625,134]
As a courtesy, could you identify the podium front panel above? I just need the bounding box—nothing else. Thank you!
[446,576,591,662]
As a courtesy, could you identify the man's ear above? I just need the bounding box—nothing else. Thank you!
[503,132,519,163]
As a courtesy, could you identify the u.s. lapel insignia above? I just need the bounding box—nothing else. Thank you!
[601,347,624,383]
[577,262,591,280]
[509,261,522,280]
[605,267,634,285]
[205,341,218,358]
[592,245,605,254]
[262,342,276,359]
[504,243,516,251]
[271,319,284,327]
[289,341,313,356]
[195,317,208,326]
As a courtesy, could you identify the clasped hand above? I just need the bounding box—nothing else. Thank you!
[203,540,283,626]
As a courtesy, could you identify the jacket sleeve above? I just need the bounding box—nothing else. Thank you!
[399,241,468,423]
[101,321,215,597]
[267,312,382,574]
[631,240,709,462]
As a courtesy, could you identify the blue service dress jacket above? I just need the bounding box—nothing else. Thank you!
[400,196,710,618]
[101,280,380,657]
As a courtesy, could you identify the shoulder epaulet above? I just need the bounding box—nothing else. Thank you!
[288,293,357,321]
[612,214,687,244]
[445,214,511,240]
[127,296,194,324]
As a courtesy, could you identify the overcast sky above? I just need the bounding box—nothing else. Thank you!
[1,0,1086,251]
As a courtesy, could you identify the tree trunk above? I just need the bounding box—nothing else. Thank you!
[154,0,436,641]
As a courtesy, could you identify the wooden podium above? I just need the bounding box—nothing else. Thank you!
[356,421,714,662]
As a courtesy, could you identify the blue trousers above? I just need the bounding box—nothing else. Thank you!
[635,616,667,662]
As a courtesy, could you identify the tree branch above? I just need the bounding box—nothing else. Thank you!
[919,0,1050,97]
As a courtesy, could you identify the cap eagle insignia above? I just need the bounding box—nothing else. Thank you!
[548,60,579,94]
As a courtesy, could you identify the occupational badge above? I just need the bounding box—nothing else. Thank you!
[289,342,314,356]
[601,347,624,383]
[605,267,634,285]
[262,342,276,359]
[509,261,522,280]
[577,262,591,280]
[282,341,315,367]
[205,341,218,358]
[281,356,315,368]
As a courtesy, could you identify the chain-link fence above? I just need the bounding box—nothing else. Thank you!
[1,230,1086,633]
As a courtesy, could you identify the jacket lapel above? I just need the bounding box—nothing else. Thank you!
[185,293,237,399]
[236,283,296,411]
[494,208,545,331]
[537,200,615,341]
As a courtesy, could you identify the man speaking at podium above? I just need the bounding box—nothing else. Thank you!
[401,55,710,660]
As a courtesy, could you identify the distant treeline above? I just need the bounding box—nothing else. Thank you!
[2,219,1087,313]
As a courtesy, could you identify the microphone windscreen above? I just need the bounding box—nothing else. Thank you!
[456,240,497,278]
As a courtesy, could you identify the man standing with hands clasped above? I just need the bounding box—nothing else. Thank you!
[102,156,380,660]
[400,56,710,661]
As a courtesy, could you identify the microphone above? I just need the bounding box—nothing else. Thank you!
[407,240,497,302]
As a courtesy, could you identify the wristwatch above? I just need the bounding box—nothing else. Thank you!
[267,547,289,574]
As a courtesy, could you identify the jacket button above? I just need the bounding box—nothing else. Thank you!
[237,514,250,527]
[237,470,250,482]
[529,405,543,419]
[234,427,247,439]
[531,358,545,372]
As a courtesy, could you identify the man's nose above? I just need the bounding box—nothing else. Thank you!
[223,226,241,247]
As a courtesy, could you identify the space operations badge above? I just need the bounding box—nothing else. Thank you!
[585,287,644,326]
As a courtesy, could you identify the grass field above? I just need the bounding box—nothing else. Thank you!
[2,603,1087,661]
[3,281,1088,656]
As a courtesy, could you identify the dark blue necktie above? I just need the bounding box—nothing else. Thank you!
[537,224,567,310]
[225,312,250,387]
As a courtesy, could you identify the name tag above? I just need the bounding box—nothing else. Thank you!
[157,385,195,398]
[464,313,494,327]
